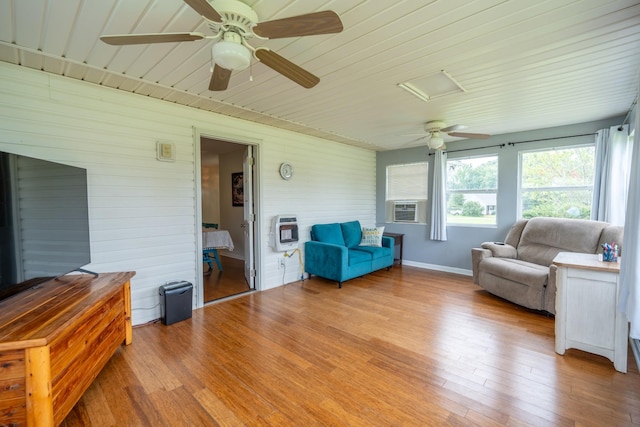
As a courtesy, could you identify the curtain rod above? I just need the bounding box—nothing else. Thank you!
[428,143,506,156]
[427,132,595,156]
[506,133,595,146]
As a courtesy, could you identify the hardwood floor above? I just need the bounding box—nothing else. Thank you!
[62,266,640,426]
[203,256,251,302]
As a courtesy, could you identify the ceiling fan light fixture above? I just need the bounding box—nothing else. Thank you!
[212,33,251,71]
[428,132,445,149]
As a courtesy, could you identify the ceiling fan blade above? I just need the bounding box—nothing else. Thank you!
[209,65,232,91]
[254,49,319,88]
[184,0,222,22]
[253,10,343,39]
[411,136,428,143]
[441,124,465,133]
[448,132,490,139]
[100,32,205,45]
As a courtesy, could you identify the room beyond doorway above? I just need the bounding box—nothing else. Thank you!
[200,137,256,303]
[203,257,251,302]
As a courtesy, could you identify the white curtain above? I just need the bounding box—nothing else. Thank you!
[619,103,640,339]
[591,125,631,225]
[430,150,447,241]
[591,128,611,220]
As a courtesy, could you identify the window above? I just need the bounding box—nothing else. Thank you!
[519,145,594,219]
[446,155,498,225]
[386,162,428,223]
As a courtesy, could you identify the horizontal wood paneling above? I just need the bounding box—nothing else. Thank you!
[0,62,377,324]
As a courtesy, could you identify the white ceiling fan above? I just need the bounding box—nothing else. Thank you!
[99,0,343,91]
[413,120,490,149]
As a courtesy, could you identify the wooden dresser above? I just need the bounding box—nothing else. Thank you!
[0,272,134,426]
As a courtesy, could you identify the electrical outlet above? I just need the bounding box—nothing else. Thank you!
[278,258,285,269]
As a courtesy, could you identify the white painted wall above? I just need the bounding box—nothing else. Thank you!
[218,148,246,260]
[0,62,376,325]
[200,153,220,226]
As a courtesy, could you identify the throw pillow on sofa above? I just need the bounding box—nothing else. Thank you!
[360,226,385,247]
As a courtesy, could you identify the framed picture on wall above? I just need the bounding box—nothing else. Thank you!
[232,172,243,206]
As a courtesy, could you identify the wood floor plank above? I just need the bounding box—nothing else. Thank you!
[64,266,640,426]
[192,387,245,427]
[203,257,251,303]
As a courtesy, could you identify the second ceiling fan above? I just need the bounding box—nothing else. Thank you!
[417,121,490,150]
[100,0,343,91]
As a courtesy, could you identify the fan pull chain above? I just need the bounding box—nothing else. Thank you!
[210,56,214,73]
[249,60,253,82]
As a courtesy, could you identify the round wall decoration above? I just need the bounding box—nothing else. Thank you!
[279,162,293,180]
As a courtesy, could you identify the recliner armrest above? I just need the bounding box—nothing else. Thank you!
[471,248,492,285]
[480,242,517,259]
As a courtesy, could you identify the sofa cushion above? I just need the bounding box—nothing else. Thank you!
[352,246,392,260]
[312,223,345,246]
[348,248,372,265]
[360,226,385,247]
[517,217,608,266]
[481,257,548,288]
[340,221,362,248]
[504,220,528,247]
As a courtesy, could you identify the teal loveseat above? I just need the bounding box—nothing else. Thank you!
[304,220,394,288]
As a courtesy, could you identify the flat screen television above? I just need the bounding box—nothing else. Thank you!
[0,151,91,301]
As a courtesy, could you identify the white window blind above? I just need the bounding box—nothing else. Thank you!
[386,162,428,200]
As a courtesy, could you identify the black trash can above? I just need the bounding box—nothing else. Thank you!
[159,281,193,325]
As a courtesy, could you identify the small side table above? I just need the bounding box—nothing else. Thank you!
[383,232,404,265]
[553,252,626,372]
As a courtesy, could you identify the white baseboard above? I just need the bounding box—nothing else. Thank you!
[400,260,472,277]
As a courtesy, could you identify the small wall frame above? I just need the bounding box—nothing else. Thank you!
[231,172,243,206]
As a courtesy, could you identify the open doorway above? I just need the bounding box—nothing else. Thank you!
[200,137,255,303]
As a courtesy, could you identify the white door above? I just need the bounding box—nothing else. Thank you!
[242,146,255,289]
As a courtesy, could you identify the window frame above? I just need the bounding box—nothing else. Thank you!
[385,161,429,224]
[517,143,595,220]
[445,154,499,227]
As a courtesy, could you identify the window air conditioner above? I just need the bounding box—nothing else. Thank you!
[393,201,418,222]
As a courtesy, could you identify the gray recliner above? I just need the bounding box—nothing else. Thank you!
[471,217,623,314]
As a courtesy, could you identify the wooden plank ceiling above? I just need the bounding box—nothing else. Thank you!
[1,0,639,151]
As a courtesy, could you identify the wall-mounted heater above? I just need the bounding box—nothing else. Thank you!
[271,215,299,252]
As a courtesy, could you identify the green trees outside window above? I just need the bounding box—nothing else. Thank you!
[520,146,594,219]
[446,156,498,225]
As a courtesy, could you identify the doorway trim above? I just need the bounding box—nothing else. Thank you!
[193,126,263,309]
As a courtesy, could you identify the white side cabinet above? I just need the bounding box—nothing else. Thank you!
[553,252,627,373]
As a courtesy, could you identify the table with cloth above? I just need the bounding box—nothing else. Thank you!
[202,229,234,271]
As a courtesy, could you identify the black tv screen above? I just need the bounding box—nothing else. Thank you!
[0,151,91,301]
